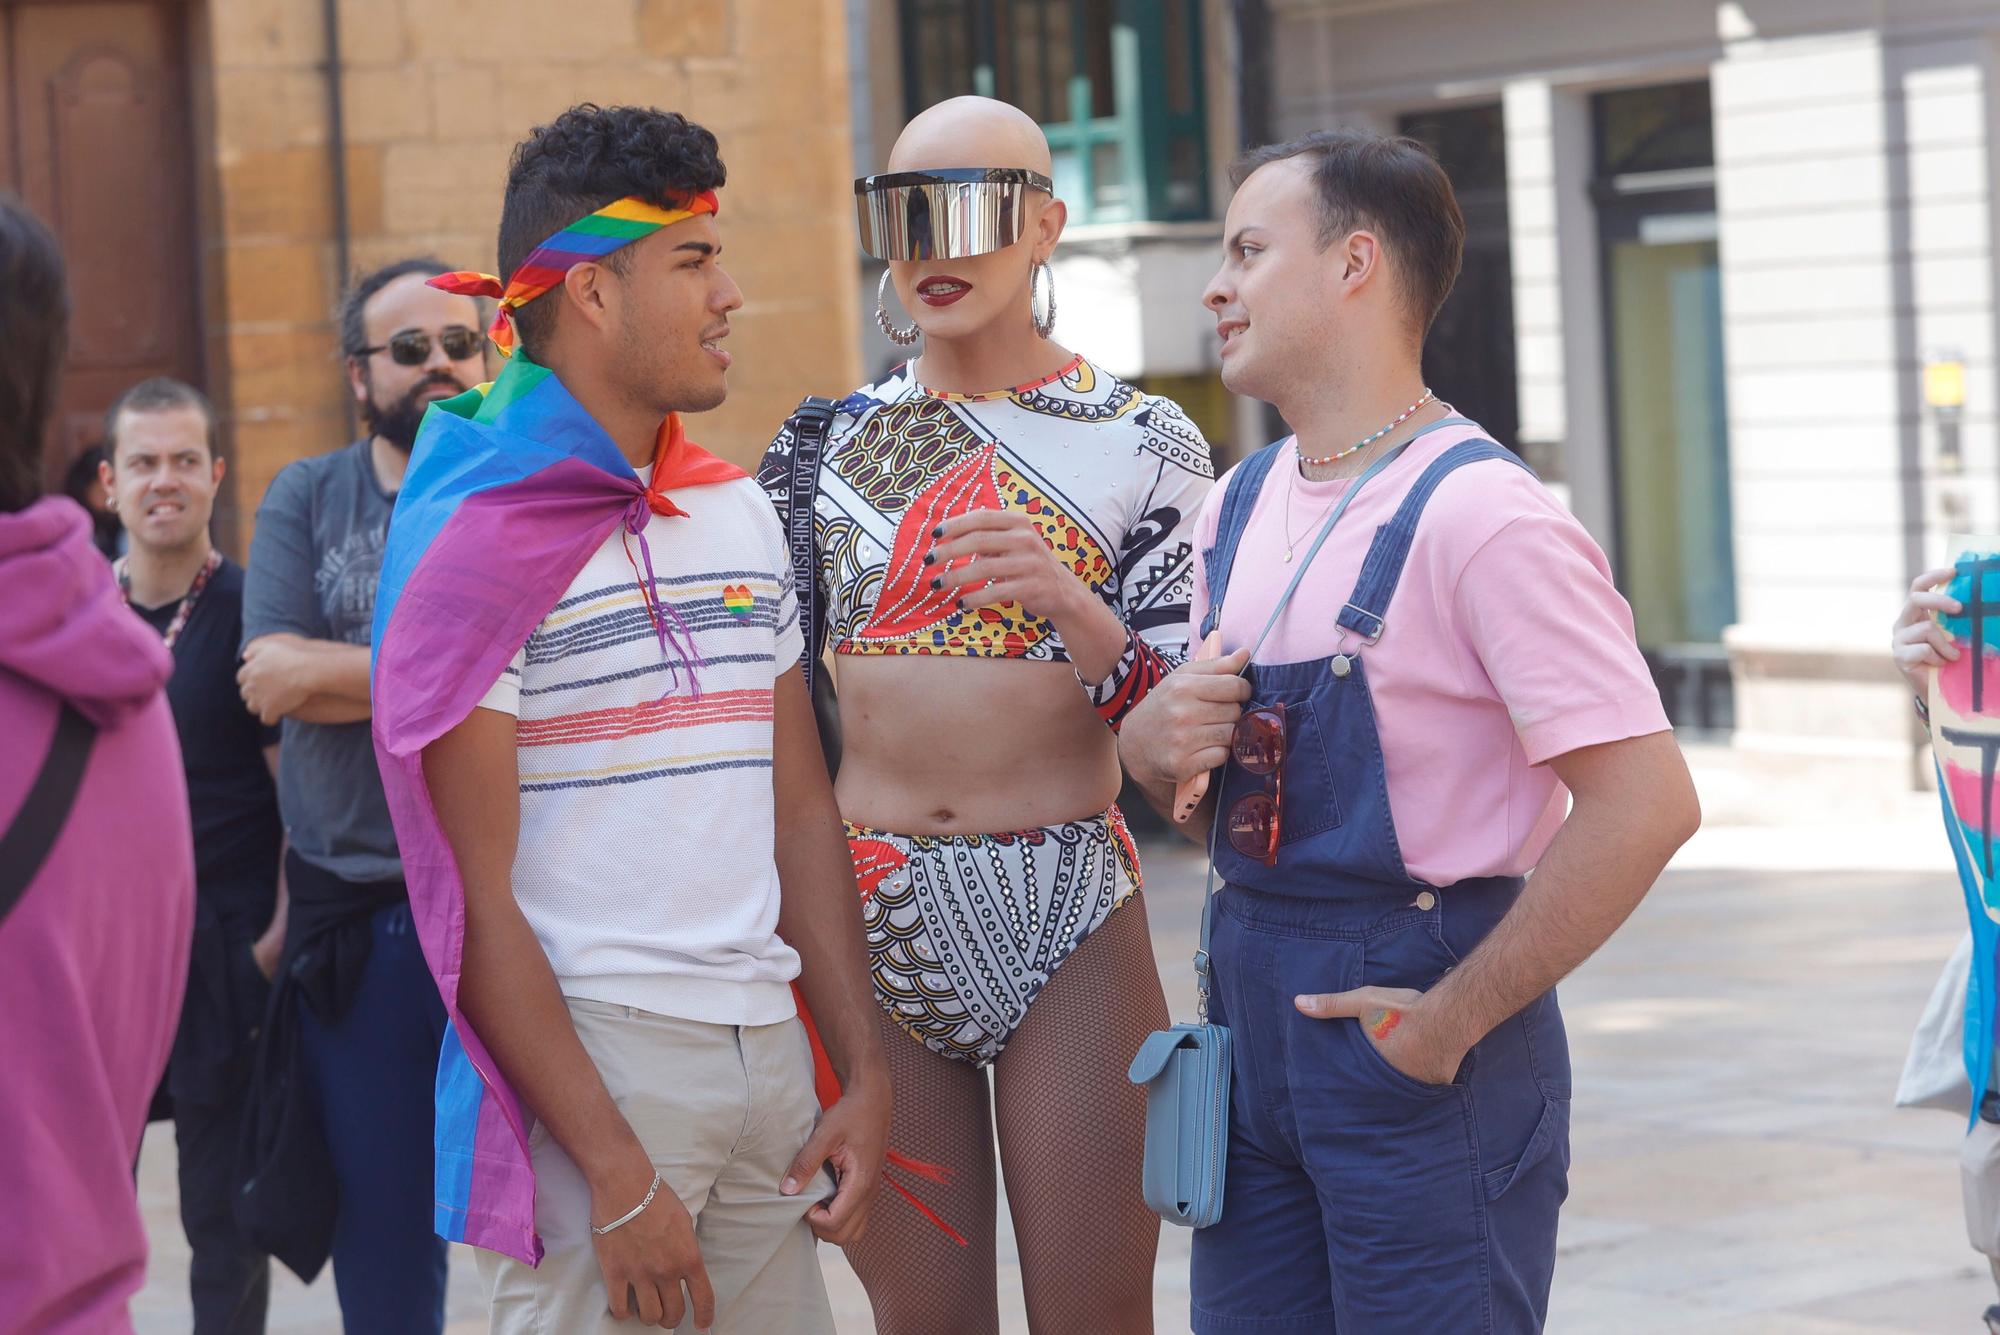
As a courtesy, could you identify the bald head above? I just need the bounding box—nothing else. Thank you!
[888,96,1053,177]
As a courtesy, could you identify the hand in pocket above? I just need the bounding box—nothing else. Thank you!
[1295,985,1465,1087]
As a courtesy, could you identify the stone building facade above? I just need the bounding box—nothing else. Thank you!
[8,0,860,550]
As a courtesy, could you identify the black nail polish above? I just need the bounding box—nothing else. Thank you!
[931,526,944,540]
[929,576,942,591]
[923,552,935,566]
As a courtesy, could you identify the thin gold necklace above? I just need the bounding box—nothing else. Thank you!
[1281,454,1343,563]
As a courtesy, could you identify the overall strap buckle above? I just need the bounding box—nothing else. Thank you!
[1336,436,1533,648]
[1340,602,1385,645]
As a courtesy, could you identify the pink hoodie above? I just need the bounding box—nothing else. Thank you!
[0,498,193,1334]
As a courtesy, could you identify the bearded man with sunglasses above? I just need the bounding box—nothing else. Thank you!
[236,256,486,1331]
[1119,131,1702,1333]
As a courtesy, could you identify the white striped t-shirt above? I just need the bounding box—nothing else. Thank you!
[477,467,805,1025]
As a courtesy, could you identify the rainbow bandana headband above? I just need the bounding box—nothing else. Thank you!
[429,191,720,357]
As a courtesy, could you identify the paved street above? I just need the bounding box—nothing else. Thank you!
[133,815,1993,1333]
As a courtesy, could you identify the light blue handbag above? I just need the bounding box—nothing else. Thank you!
[1126,441,1410,1230]
[1126,874,1233,1228]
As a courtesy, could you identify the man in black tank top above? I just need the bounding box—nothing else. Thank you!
[102,377,282,1335]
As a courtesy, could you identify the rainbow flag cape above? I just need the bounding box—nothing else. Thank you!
[370,350,744,1262]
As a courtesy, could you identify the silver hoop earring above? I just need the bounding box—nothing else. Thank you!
[1030,260,1058,338]
[876,270,919,347]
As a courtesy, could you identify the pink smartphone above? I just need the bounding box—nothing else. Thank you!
[1172,631,1224,824]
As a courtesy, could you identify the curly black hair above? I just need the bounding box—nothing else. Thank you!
[498,104,727,357]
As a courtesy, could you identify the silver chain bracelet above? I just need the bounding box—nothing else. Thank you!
[591,1171,662,1236]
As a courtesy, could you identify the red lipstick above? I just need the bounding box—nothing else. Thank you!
[917,275,973,308]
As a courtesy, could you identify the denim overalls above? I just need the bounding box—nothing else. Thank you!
[1189,425,1572,1334]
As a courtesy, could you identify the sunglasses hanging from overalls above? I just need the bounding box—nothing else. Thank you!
[1215,442,1415,865]
[1226,704,1287,864]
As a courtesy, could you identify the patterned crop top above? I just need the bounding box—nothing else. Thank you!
[757,355,1214,729]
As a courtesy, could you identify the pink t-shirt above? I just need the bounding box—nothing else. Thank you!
[1188,421,1670,886]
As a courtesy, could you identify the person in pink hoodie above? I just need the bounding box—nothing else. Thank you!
[0,195,195,1332]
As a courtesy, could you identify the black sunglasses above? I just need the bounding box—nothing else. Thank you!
[360,327,484,366]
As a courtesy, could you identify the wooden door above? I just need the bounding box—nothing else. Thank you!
[2,2,202,492]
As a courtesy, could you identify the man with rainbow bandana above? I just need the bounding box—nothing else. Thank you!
[374,104,889,1333]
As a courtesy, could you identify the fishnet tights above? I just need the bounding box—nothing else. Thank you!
[846,895,1168,1335]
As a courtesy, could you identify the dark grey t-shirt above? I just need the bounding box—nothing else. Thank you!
[242,439,400,883]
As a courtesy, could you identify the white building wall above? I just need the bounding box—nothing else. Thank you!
[1898,35,2000,536]
[1269,0,1720,124]
[1716,31,1998,634]
[1713,25,2000,796]
[1709,41,1908,611]
[1710,32,1919,783]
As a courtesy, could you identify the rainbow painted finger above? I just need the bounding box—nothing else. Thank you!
[1365,1008,1402,1042]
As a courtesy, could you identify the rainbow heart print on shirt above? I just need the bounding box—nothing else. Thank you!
[722,583,755,620]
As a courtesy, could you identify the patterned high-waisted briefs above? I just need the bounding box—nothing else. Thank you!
[844,806,1142,1067]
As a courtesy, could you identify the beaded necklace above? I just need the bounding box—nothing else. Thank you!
[117,548,222,650]
[1296,389,1437,467]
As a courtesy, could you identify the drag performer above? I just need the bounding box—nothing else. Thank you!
[759,96,1213,1335]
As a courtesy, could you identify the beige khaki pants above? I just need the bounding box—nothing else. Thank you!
[478,998,836,1334]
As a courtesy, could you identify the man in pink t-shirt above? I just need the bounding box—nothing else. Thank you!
[1120,131,1700,1333]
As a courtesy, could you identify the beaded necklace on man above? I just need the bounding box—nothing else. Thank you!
[1296,388,1437,468]
[1280,389,1440,562]
[116,548,223,650]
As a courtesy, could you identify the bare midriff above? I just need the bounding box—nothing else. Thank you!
[831,654,1121,836]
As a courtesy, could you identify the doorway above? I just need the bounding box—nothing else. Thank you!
[1594,81,1736,733]
[1,2,203,494]
[1400,101,1520,454]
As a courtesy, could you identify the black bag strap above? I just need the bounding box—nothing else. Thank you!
[0,703,98,924]
[783,395,841,697]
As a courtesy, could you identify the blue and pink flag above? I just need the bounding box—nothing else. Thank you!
[1931,543,2000,1126]
[370,351,744,1262]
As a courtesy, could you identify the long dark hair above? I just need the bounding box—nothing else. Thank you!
[0,196,70,514]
